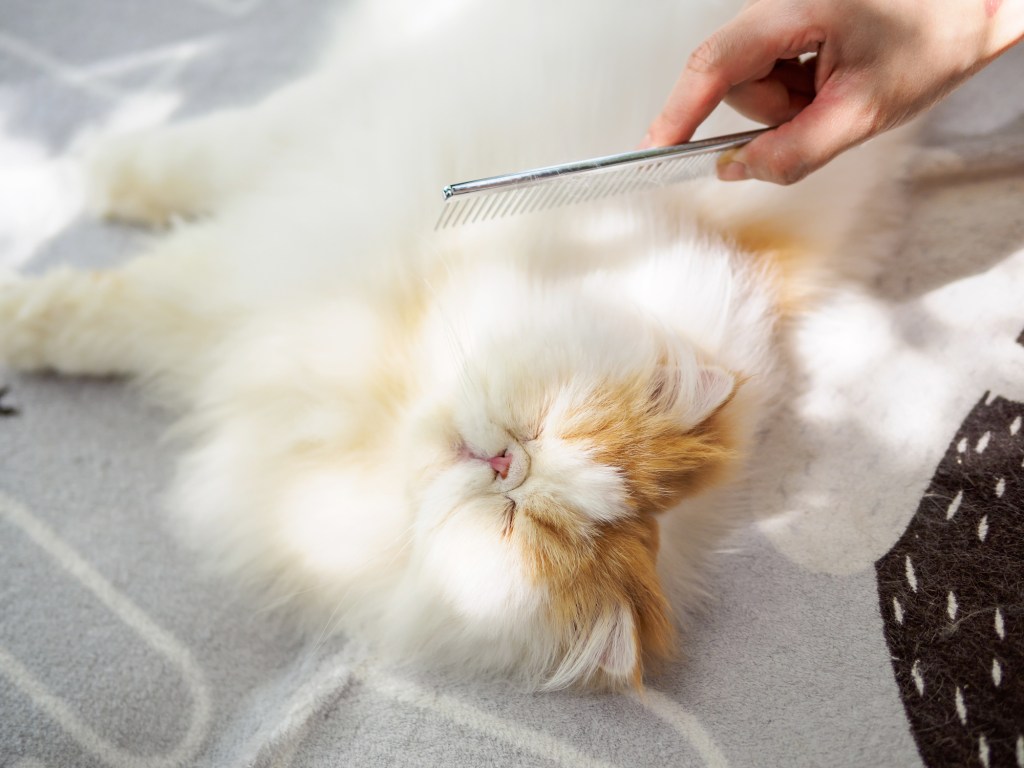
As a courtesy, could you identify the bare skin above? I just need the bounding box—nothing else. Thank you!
[641,0,1024,184]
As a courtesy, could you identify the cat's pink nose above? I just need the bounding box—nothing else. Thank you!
[457,442,529,489]
[488,453,512,479]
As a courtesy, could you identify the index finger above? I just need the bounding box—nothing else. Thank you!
[643,1,826,147]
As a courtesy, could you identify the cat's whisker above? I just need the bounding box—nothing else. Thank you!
[250,584,329,615]
[312,587,357,653]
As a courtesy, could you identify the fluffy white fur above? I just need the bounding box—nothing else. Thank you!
[0,0,904,688]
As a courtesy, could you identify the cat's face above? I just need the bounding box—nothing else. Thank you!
[405,266,738,688]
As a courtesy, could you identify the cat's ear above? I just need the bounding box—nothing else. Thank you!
[548,604,641,689]
[686,365,736,426]
[597,604,640,685]
[653,363,736,427]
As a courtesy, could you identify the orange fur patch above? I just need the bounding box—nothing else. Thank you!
[518,372,741,687]
[729,219,824,317]
[520,502,671,688]
[565,376,739,513]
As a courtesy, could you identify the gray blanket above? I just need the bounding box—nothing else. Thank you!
[2,1,1023,766]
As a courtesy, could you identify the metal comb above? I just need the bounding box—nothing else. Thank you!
[435,127,767,229]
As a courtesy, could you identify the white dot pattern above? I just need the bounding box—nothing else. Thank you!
[876,394,1024,768]
[905,556,918,592]
[976,431,992,453]
[911,660,925,696]
[946,490,963,520]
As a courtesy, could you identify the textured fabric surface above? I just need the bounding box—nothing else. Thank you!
[1,2,1022,767]
[878,393,1024,767]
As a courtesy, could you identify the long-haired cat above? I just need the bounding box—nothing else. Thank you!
[0,0,904,688]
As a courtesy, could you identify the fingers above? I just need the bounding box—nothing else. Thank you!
[641,1,824,148]
[722,84,877,184]
[724,58,816,125]
[640,39,730,147]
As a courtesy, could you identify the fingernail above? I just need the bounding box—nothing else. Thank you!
[638,131,653,150]
[717,161,749,182]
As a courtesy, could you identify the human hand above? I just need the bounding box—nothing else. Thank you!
[642,0,1024,184]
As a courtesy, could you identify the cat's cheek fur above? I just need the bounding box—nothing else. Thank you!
[275,466,410,579]
[513,436,631,527]
[419,504,536,624]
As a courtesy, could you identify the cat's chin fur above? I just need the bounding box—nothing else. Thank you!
[0,0,907,689]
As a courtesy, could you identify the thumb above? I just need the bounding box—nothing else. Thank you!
[723,88,877,184]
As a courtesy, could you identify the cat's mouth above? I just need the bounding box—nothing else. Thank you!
[458,441,530,491]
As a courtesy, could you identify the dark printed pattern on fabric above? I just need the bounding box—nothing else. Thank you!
[877,393,1024,768]
[0,385,18,417]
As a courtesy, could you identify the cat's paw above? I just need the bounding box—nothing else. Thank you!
[0,269,96,372]
[0,272,49,371]
[86,131,205,226]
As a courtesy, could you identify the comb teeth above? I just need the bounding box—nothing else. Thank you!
[435,152,715,229]
[434,128,768,230]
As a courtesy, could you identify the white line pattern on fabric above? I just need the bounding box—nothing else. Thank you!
[893,598,904,625]
[947,592,958,621]
[992,658,1003,687]
[357,665,621,768]
[0,32,121,100]
[0,492,211,768]
[996,478,1006,498]
[1011,416,1021,436]
[996,609,1006,640]
[955,687,967,725]
[75,39,214,81]
[980,734,991,768]
[978,515,989,542]
[234,650,355,768]
[186,0,266,18]
[637,688,731,768]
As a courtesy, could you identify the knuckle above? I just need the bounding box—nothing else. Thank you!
[686,35,724,76]
[751,143,809,185]
[776,162,810,185]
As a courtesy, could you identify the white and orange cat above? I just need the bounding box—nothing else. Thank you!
[0,0,904,688]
